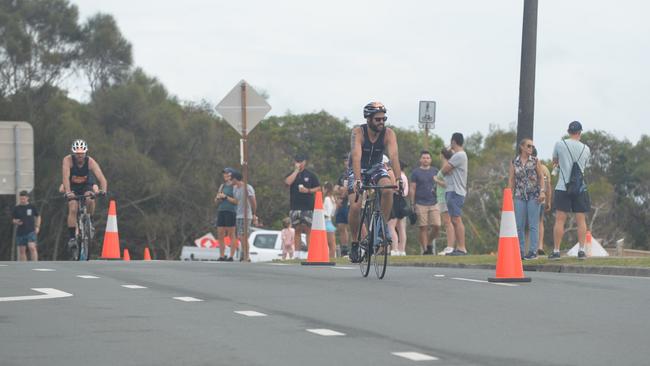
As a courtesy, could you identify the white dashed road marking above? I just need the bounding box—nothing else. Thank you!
[451,277,519,287]
[306,329,346,336]
[268,263,291,266]
[0,264,8,267]
[0,288,73,302]
[76,275,99,279]
[332,266,356,270]
[392,352,439,361]
[234,310,267,317]
[433,274,445,278]
[32,268,55,272]
[173,297,203,302]
[121,285,147,289]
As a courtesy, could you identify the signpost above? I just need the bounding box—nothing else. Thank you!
[1,121,35,261]
[418,101,436,149]
[216,80,271,261]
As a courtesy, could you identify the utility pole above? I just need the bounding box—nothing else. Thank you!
[516,0,538,144]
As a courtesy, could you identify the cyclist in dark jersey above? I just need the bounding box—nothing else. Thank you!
[347,102,402,262]
[61,139,108,248]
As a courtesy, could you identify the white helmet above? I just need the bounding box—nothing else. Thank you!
[71,139,88,153]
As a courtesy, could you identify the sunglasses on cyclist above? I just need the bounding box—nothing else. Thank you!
[373,116,388,122]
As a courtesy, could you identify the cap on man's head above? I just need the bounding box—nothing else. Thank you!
[294,153,308,162]
[231,171,243,181]
[19,190,29,197]
[568,121,583,133]
[222,167,235,174]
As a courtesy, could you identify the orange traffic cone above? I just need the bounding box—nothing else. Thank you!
[488,188,531,282]
[100,200,121,259]
[143,247,152,261]
[301,191,335,266]
[123,248,130,261]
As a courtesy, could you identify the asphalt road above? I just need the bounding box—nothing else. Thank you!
[1,260,649,366]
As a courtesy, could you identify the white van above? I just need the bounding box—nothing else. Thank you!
[179,230,307,262]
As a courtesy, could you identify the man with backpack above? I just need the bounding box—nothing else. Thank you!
[550,121,591,259]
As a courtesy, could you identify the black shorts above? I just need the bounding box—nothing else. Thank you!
[71,184,94,195]
[216,211,236,227]
[553,190,590,213]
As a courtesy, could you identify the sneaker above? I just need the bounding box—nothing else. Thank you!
[548,251,561,260]
[537,248,546,256]
[523,252,538,260]
[390,250,399,256]
[399,251,407,256]
[349,243,360,263]
[226,256,234,262]
[424,245,434,255]
[447,249,468,256]
[577,250,586,259]
[217,256,226,261]
[67,238,78,251]
[341,245,349,256]
[438,247,455,256]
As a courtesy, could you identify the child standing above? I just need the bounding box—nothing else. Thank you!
[281,217,295,260]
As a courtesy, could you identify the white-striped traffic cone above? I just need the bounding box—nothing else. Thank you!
[100,200,121,259]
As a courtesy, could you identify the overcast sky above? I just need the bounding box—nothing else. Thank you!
[69,0,649,158]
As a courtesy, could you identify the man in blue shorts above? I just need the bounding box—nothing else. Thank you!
[12,191,41,261]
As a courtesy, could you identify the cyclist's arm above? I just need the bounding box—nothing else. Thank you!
[351,127,363,181]
[88,158,108,192]
[384,128,401,181]
[62,156,72,194]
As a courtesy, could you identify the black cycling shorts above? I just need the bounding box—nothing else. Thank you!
[553,190,590,213]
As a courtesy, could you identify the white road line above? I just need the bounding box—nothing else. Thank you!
[306,329,346,336]
[433,274,445,278]
[0,288,73,302]
[268,263,291,266]
[234,310,267,317]
[333,266,355,270]
[392,352,439,361]
[32,268,55,272]
[121,285,147,289]
[0,264,8,267]
[451,277,519,287]
[173,297,203,302]
[76,275,99,279]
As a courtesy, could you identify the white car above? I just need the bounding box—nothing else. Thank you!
[248,230,308,262]
[179,229,307,262]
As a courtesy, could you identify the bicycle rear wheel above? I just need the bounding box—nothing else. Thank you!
[372,214,389,279]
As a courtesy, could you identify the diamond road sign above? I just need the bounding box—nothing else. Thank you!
[216,80,271,135]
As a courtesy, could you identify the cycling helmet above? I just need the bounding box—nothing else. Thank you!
[71,139,88,153]
[363,101,387,119]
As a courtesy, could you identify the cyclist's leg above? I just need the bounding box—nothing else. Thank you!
[376,176,394,223]
[85,185,97,214]
[67,199,79,239]
[348,192,362,241]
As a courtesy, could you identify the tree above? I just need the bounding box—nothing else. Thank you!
[79,13,132,92]
[0,0,81,95]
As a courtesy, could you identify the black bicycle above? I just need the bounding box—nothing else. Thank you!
[66,193,100,261]
[354,174,398,279]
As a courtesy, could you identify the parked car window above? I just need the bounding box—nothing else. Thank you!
[253,234,277,249]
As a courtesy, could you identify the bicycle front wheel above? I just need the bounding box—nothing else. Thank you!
[80,215,92,261]
[359,239,371,277]
[372,214,389,279]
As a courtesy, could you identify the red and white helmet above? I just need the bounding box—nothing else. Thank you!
[71,139,88,153]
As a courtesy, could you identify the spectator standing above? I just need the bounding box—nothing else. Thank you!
[280,217,295,260]
[533,146,552,255]
[284,153,320,253]
[214,168,238,261]
[12,191,41,261]
[434,148,456,255]
[388,160,409,256]
[323,182,337,259]
[550,121,591,259]
[508,139,546,260]
[409,150,440,255]
[442,133,469,255]
[232,171,257,262]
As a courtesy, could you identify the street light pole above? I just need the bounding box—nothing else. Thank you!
[516,0,538,144]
